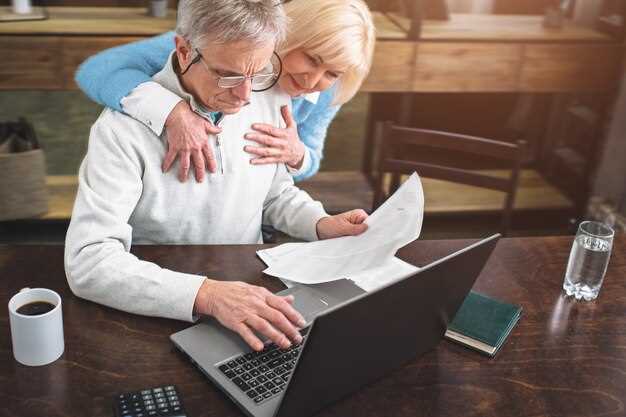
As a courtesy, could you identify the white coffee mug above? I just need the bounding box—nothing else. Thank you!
[12,0,32,14]
[8,288,64,366]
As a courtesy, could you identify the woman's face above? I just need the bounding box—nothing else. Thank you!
[278,48,344,97]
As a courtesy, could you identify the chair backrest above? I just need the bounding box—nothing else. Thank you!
[373,121,526,235]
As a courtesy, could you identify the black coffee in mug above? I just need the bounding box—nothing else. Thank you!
[16,301,55,316]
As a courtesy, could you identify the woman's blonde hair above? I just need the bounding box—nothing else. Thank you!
[280,0,375,105]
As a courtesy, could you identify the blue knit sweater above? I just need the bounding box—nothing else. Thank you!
[75,31,341,181]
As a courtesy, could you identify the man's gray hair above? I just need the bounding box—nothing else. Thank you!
[176,0,287,49]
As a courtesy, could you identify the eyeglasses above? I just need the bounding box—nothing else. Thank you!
[183,49,282,92]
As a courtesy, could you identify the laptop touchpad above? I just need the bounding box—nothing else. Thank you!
[288,287,330,324]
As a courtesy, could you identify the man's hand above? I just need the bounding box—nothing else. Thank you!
[316,209,369,240]
[163,101,222,183]
[194,279,305,351]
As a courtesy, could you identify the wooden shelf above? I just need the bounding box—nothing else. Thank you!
[41,171,575,221]
[0,7,175,36]
[0,8,620,93]
[0,9,611,42]
[387,13,615,42]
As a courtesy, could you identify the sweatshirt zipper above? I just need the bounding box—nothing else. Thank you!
[215,135,224,174]
[214,115,225,174]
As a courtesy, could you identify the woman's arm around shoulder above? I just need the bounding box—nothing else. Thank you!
[75,31,176,112]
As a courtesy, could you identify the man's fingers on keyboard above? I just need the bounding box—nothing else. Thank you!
[236,323,264,351]
[267,295,306,328]
[258,305,302,344]
[246,315,291,349]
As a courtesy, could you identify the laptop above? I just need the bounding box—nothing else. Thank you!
[171,234,500,417]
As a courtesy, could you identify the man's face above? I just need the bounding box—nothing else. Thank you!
[175,37,275,115]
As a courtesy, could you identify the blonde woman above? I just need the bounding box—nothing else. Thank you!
[75,0,375,182]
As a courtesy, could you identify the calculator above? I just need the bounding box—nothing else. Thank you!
[113,385,187,417]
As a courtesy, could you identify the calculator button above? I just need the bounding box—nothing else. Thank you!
[172,406,182,412]
[159,408,170,414]
[254,396,264,403]
[146,405,156,411]
[136,413,145,417]
[148,411,158,416]
[158,402,167,409]
[263,392,272,399]
[164,385,175,391]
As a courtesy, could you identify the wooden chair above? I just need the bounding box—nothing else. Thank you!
[373,121,526,236]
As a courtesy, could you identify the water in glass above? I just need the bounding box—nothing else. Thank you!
[563,234,611,301]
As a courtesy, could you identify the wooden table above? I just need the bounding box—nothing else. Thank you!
[1,236,625,416]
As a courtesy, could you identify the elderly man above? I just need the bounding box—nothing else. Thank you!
[65,0,368,352]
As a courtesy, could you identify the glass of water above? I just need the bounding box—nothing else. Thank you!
[563,221,614,301]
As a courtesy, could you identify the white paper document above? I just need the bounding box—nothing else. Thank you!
[258,173,424,287]
[276,255,420,292]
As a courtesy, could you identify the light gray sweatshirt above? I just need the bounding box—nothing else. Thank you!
[64,52,328,322]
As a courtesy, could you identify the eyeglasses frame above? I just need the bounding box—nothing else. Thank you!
[181,48,283,93]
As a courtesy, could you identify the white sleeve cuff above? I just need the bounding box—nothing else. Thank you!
[286,148,311,176]
[120,81,182,136]
[157,270,207,322]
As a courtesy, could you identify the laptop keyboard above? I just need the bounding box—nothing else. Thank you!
[216,327,310,405]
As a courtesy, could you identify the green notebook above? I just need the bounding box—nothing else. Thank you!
[445,291,522,357]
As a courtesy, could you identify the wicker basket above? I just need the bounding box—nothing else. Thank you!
[0,149,48,221]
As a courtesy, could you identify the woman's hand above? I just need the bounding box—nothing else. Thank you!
[163,101,222,182]
[244,105,306,169]
[194,279,306,351]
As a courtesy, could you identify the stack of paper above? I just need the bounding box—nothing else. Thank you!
[258,173,425,292]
